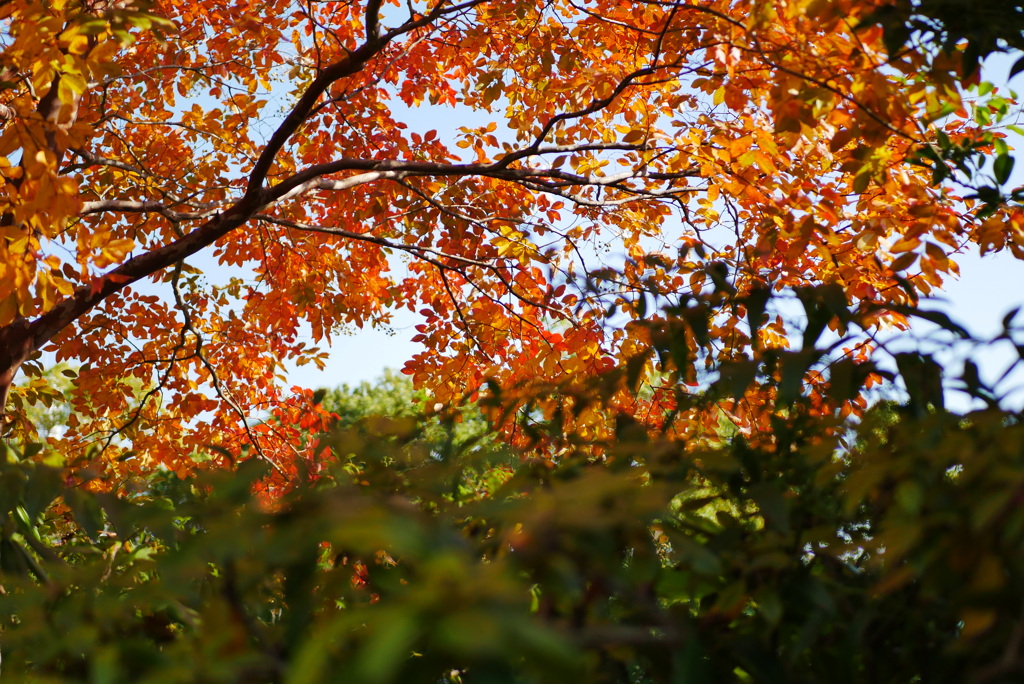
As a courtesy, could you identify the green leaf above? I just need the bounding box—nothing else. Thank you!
[21,464,63,520]
[356,611,419,683]
[1011,54,1024,80]
[777,350,820,404]
[716,359,758,399]
[852,169,871,194]
[894,352,944,417]
[0,537,33,577]
[64,488,105,541]
[743,287,771,345]
[995,153,1014,185]
[755,587,784,626]
[749,482,790,534]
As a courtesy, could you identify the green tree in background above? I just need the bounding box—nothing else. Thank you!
[318,368,512,466]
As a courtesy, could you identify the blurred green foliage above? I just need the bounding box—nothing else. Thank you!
[318,369,509,464]
[4,292,1024,682]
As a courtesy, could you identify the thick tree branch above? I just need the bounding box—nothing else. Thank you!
[245,0,490,202]
[0,0,494,416]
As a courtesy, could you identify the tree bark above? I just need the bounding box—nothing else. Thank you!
[0,318,34,422]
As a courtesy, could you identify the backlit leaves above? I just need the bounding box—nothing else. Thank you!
[0,0,1017,475]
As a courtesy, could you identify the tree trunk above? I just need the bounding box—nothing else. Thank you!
[0,318,33,423]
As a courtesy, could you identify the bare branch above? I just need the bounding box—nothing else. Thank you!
[79,199,227,221]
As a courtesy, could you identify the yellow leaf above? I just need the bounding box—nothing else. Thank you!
[890,237,921,253]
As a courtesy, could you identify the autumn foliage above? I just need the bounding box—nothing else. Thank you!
[0,0,1018,479]
[6,1,1024,679]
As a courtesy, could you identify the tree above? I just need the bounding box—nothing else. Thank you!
[319,369,508,461]
[5,304,1024,682]
[0,0,1017,475]
[5,3,1024,679]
